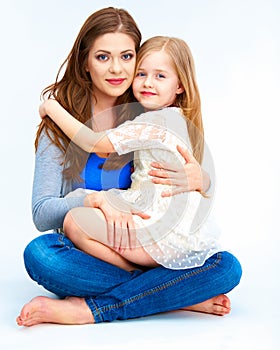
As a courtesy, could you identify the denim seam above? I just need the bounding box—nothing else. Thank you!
[88,252,222,322]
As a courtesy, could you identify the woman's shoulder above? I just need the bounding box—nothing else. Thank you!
[36,128,64,157]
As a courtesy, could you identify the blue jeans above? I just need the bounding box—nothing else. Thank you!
[23,233,242,323]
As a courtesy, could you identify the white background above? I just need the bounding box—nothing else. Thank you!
[0,0,279,349]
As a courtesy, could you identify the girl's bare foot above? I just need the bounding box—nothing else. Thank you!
[181,294,231,316]
[16,296,94,327]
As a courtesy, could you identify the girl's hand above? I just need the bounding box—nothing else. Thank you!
[39,101,49,119]
[149,145,209,197]
[39,99,57,119]
[84,191,150,251]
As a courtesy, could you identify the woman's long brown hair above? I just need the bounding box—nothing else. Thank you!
[35,7,141,181]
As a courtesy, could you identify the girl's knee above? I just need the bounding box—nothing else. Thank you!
[63,210,78,241]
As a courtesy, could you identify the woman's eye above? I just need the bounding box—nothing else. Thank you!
[122,53,133,60]
[96,54,109,61]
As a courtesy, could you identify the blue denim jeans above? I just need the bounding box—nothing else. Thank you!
[23,233,242,323]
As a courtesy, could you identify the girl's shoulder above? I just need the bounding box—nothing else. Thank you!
[133,107,183,125]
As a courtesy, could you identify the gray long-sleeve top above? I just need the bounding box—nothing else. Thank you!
[32,131,86,232]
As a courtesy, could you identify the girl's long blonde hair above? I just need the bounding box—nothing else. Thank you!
[135,36,204,164]
[36,7,141,180]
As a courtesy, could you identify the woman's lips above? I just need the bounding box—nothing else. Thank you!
[106,78,126,85]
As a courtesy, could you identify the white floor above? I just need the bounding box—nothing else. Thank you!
[1,245,279,350]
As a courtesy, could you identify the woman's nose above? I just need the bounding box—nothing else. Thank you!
[109,58,122,74]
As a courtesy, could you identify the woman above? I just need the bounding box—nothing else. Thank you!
[17,7,242,327]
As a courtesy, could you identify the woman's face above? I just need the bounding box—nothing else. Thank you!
[86,33,136,101]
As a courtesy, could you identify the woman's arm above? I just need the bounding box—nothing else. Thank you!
[32,131,86,231]
[34,131,149,237]
[40,99,115,154]
[149,145,211,197]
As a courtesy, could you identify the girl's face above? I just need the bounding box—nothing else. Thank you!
[132,50,184,110]
[86,33,136,102]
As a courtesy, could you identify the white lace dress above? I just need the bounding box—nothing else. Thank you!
[106,107,221,269]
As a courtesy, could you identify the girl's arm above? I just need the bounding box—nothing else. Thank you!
[39,99,115,154]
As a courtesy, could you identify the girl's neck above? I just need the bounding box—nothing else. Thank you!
[144,103,174,113]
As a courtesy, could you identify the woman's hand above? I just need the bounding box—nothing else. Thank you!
[149,145,210,197]
[84,191,150,252]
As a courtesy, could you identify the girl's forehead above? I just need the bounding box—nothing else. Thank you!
[138,50,173,67]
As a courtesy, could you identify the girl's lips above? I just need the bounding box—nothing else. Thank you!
[106,78,125,86]
[140,91,156,96]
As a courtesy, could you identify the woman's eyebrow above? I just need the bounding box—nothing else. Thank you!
[94,49,134,54]
[94,50,111,54]
[120,49,135,53]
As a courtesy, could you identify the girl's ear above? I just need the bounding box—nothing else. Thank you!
[176,83,184,95]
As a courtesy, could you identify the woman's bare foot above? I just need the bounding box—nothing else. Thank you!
[16,296,94,327]
[181,294,231,316]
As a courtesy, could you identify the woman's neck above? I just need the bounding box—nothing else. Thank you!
[92,105,118,133]
[93,100,116,116]
[91,94,118,157]
[92,90,118,115]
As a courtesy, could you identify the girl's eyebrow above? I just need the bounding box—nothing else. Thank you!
[154,69,168,73]
[137,67,169,73]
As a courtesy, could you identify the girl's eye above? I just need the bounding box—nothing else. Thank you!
[156,73,165,79]
[122,53,134,60]
[136,72,146,77]
[96,54,109,61]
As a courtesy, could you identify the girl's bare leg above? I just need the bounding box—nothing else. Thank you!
[64,207,158,270]
[63,209,138,271]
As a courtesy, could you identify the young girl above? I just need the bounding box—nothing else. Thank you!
[40,36,221,271]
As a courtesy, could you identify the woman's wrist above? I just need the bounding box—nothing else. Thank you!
[201,169,210,193]
[197,169,211,198]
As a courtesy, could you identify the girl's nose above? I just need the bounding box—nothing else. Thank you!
[143,76,153,88]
